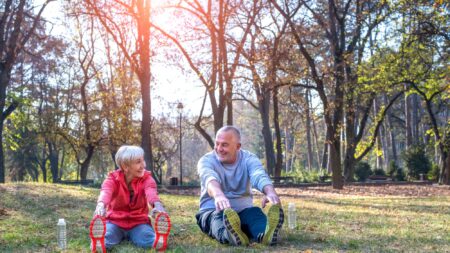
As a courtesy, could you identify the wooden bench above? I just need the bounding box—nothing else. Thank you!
[271,177,295,184]
[367,175,391,181]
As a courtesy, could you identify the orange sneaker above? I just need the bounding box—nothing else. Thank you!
[89,215,106,253]
[153,212,171,251]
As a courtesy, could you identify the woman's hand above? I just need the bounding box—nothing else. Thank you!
[94,202,106,217]
[150,201,166,217]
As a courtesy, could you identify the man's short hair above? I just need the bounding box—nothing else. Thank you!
[115,145,144,169]
[216,125,241,143]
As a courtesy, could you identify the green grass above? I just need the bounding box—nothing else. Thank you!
[0,183,449,252]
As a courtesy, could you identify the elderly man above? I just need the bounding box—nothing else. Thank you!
[195,125,284,246]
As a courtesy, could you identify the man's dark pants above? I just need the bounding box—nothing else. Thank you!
[195,206,267,244]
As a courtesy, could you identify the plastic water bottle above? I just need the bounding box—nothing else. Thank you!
[288,203,297,230]
[57,218,67,249]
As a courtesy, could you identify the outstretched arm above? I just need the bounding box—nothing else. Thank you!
[94,175,115,217]
[208,180,230,211]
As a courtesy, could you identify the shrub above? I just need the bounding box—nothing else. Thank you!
[284,168,322,183]
[387,161,405,181]
[427,163,440,182]
[355,161,372,182]
[302,170,321,183]
[394,168,406,181]
[388,161,398,177]
[373,168,386,176]
[402,145,431,180]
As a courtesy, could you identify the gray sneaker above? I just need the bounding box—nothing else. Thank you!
[223,208,249,246]
[262,204,284,245]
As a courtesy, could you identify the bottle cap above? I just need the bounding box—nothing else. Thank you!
[288,202,295,208]
[58,218,65,224]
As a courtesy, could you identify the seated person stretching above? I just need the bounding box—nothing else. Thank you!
[93,145,169,250]
[196,126,284,246]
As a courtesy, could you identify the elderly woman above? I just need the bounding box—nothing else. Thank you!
[93,145,170,251]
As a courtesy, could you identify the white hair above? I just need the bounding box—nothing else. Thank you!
[115,145,144,169]
[216,125,241,143]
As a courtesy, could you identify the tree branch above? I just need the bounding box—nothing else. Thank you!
[355,91,404,161]
[2,100,19,120]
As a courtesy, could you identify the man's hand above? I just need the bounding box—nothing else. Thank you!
[261,185,281,208]
[207,180,230,211]
[94,202,106,217]
[150,201,166,217]
[261,193,281,208]
[214,194,231,211]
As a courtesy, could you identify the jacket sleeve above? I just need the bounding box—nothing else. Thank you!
[98,174,116,205]
[246,153,273,192]
[198,155,221,189]
[144,175,161,205]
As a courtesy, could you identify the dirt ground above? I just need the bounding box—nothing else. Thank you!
[162,183,450,198]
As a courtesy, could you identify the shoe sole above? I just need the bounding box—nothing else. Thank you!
[263,205,284,245]
[89,215,106,253]
[223,208,249,246]
[153,212,171,251]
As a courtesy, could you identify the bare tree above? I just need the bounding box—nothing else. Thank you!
[151,0,260,146]
[270,0,390,188]
[83,0,158,180]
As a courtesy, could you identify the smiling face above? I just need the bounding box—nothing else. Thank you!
[214,130,241,164]
[122,156,146,179]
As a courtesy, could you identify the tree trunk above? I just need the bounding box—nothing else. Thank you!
[373,98,383,170]
[258,92,276,175]
[290,137,297,172]
[284,124,295,173]
[344,92,356,181]
[381,123,390,169]
[321,120,330,173]
[343,138,356,182]
[273,87,283,177]
[444,151,450,185]
[329,43,345,189]
[405,88,413,148]
[305,91,314,171]
[0,120,4,183]
[48,142,59,183]
[59,151,65,180]
[311,109,322,172]
[383,94,397,164]
[137,0,155,181]
[40,143,47,183]
[80,146,95,180]
[330,137,343,189]
[412,94,420,145]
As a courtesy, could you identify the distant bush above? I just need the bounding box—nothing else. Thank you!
[388,161,397,177]
[373,168,386,176]
[388,161,406,181]
[355,162,372,182]
[284,168,322,183]
[427,163,440,182]
[402,145,431,180]
[394,168,406,181]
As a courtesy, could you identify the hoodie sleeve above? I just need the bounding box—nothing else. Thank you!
[144,173,161,205]
[197,154,221,189]
[97,173,116,205]
[246,153,273,192]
